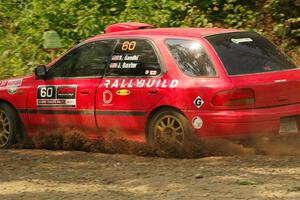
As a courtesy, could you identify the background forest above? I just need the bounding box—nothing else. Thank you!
[0,0,299,79]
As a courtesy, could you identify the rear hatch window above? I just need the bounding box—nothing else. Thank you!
[206,32,298,75]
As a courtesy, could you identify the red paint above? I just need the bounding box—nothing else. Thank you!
[105,22,154,33]
[0,23,299,143]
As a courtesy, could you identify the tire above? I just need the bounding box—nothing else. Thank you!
[147,109,192,146]
[0,103,20,148]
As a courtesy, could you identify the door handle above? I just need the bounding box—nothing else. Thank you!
[148,90,158,95]
[80,89,92,95]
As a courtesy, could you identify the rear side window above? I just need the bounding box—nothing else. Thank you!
[105,39,161,77]
[166,39,216,77]
[206,32,298,75]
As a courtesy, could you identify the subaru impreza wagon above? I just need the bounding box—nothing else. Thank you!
[0,22,299,148]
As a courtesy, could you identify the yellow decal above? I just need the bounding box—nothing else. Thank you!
[116,89,130,96]
[121,41,136,51]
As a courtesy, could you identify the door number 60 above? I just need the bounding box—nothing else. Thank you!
[40,87,54,98]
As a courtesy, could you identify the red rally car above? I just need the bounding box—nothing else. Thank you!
[0,22,299,148]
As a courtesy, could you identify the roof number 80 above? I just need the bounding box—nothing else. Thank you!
[121,41,136,51]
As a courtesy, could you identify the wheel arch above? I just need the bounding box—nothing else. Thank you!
[0,98,26,140]
[0,98,18,112]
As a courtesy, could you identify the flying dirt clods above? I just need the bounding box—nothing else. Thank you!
[13,129,300,158]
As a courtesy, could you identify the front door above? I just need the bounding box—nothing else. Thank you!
[27,40,115,139]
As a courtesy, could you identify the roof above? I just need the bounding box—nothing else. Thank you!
[91,27,242,40]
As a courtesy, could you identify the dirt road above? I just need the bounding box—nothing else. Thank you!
[1,149,300,200]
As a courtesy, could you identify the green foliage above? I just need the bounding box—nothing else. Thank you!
[262,0,300,50]
[0,0,299,79]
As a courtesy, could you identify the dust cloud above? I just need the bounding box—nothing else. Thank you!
[13,129,300,158]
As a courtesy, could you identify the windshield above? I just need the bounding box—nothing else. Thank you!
[206,32,298,75]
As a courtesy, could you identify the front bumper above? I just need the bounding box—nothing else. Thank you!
[183,103,300,138]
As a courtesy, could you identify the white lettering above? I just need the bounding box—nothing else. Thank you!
[124,55,140,61]
[136,79,145,88]
[104,80,110,88]
[146,79,155,88]
[120,79,126,88]
[102,79,180,88]
[156,79,161,88]
[170,79,179,88]
[161,79,167,88]
[111,80,119,88]
[122,62,137,69]
[128,80,133,88]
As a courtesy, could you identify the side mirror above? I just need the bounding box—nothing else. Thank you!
[34,65,46,79]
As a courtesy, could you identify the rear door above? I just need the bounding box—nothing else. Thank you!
[95,38,167,140]
[27,40,115,138]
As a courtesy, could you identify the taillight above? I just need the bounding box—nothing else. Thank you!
[212,89,255,106]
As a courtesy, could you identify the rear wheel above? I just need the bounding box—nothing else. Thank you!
[0,103,19,148]
[148,109,192,146]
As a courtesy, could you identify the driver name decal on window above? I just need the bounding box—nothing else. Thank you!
[106,39,161,77]
[110,41,140,70]
[37,85,77,108]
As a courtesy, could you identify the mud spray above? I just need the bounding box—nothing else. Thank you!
[12,129,300,158]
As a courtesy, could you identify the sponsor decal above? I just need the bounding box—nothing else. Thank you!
[231,38,253,44]
[193,96,204,109]
[7,79,22,87]
[57,86,76,98]
[0,81,7,87]
[37,85,77,108]
[116,89,130,96]
[149,70,157,76]
[192,116,203,129]
[103,79,179,88]
[7,87,17,95]
[103,90,113,104]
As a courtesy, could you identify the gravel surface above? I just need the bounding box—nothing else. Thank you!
[1,149,300,200]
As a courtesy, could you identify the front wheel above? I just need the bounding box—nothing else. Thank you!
[147,109,192,146]
[0,103,19,148]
